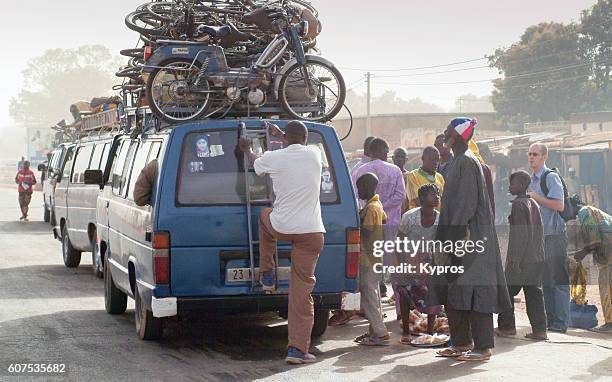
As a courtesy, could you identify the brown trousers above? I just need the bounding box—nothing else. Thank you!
[258,208,324,353]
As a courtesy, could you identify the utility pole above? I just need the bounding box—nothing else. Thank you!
[366,71,371,137]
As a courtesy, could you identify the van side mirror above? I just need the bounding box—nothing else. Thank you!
[38,163,47,172]
[84,169,104,188]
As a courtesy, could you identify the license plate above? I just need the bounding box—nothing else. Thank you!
[226,266,291,283]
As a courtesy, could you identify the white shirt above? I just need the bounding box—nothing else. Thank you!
[254,144,326,234]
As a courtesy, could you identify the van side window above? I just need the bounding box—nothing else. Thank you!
[126,142,153,201]
[99,143,111,171]
[116,141,138,197]
[148,141,162,162]
[61,147,76,182]
[89,143,105,171]
[111,141,131,194]
[48,152,59,176]
[72,145,94,183]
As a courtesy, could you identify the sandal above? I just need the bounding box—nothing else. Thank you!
[353,333,370,343]
[356,335,390,346]
[525,332,548,341]
[329,311,358,326]
[495,328,517,337]
[436,346,469,358]
[400,335,412,345]
[457,350,491,361]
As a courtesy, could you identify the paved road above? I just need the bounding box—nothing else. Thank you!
[0,187,610,381]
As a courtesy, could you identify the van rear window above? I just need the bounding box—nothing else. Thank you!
[176,130,338,205]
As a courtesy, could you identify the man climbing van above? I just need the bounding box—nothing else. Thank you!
[239,120,325,365]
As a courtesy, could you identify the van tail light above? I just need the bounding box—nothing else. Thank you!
[346,228,360,279]
[143,46,153,62]
[152,231,170,284]
[152,231,170,249]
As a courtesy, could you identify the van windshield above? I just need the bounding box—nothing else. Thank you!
[176,129,338,205]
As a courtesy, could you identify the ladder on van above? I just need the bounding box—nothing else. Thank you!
[240,122,280,293]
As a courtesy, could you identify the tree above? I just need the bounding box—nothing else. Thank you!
[579,0,612,110]
[488,22,591,129]
[340,89,443,118]
[9,45,122,127]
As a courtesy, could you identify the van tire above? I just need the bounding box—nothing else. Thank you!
[62,225,82,268]
[92,240,104,279]
[135,288,163,340]
[104,256,127,314]
[311,308,330,338]
[43,205,50,223]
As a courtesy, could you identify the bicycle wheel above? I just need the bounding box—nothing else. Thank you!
[145,2,181,23]
[125,10,167,37]
[115,65,142,79]
[278,59,345,122]
[146,59,213,123]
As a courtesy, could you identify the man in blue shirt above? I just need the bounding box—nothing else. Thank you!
[527,143,569,333]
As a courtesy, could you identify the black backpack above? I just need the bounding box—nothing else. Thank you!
[540,168,575,222]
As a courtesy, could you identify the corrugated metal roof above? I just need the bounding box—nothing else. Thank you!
[554,141,611,152]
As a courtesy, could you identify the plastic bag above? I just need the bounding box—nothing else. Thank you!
[569,300,598,329]
[570,261,587,305]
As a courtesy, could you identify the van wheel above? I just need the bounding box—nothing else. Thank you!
[135,288,163,340]
[104,256,127,314]
[62,225,82,268]
[92,240,104,279]
[43,205,50,223]
[311,308,330,338]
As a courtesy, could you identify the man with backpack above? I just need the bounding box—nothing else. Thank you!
[527,143,570,333]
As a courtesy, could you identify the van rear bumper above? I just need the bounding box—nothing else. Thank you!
[175,293,342,314]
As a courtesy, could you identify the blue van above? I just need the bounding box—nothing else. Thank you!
[87,119,359,340]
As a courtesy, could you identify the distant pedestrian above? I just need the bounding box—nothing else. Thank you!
[433,117,511,361]
[239,121,325,365]
[353,138,406,300]
[392,147,410,215]
[17,156,25,171]
[434,134,453,179]
[329,135,377,327]
[351,136,376,180]
[496,170,547,340]
[527,143,570,333]
[15,161,37,222]
[353,172,390,346]
[568,196,612,333]
[406,146,445,210]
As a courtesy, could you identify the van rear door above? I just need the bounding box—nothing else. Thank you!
[156,121,359,298]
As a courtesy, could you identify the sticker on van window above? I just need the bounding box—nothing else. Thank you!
[172,47,190,55]
[188,161,204,173]
[195,136,210,158]
[321,168,334,193]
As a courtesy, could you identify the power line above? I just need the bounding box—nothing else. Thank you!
[375,65,492,78]
[339,22,608,73]
[371,57,610,87]
[375,73,591,88]
[346,77,367,90]
[340,57,486,72]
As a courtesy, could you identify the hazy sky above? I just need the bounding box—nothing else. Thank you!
[0,0,597,128]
